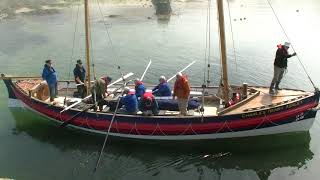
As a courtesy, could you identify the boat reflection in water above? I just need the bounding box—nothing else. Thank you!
[9,107,313,180]
[152,0,172,24]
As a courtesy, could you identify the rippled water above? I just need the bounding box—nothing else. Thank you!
[0,0,320,179]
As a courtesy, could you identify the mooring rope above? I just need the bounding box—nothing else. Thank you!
[266,0,317,90]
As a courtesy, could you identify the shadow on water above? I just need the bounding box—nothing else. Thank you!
[9,107,313,180]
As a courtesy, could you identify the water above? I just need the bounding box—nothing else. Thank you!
[0,0,320,179]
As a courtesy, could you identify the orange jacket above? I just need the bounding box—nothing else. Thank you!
[173,75,190,99]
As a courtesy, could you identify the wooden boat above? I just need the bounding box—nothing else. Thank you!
[1,0,319,140]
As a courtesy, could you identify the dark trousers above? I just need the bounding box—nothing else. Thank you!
[48,82,57,102]
[76,84,87,98]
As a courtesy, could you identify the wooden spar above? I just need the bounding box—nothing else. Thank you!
[216,0,230,104]
[60,72,134,113]
[140,59,152,81]
[84,0,91,95]
[0,74,41,80]
[167,61,196,82]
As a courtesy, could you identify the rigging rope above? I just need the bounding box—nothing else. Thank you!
[64,3,81,105]
[226,0,238,72]
[97,0,121,65]
[266,0,317,90]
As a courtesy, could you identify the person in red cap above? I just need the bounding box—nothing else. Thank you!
[139,90,159,116]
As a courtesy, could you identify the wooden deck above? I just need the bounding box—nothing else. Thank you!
[224,87,311,115]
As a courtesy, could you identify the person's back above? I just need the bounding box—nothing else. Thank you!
[173,75,190,99]
[134,79,146,98]
[121,93,138,113]
[139,91,159,115]
[153,82,172,97]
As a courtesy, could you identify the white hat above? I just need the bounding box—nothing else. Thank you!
[176,72,183,77]
[284,42,291,47]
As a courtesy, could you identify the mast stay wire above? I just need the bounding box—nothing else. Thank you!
[96,0,121,68]
[226,0,238,73]
[64,3,81,105]
[265,0,317,90]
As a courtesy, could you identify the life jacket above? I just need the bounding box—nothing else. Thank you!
[228,93,240,107]
[143,92,155,108]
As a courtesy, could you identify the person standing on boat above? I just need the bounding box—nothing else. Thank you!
[269,42,297,94]
[152,75,172,97]
[42,59,58,102]
[139,90,159,116]
[120,87,138,114]
[91,78,106,111]
[173,72,190,116]
[134,79,146,98]
[73,59,86,98]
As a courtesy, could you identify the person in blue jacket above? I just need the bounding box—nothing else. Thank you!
[152,75,172,96]
[42,59,58,102]
[134,79,145,98]
[120,87,138,114]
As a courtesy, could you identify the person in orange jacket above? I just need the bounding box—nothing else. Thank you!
[173,72,190,116]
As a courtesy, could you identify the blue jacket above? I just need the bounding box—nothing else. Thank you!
[152,82,172,96]
[73,65,86,83]
[135,84,146,98]
[121,94,138,113]
[42,65,57,85]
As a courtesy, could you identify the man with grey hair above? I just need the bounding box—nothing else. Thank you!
[269,42,297,94]
[152,75,172,96]
[173,72,190,116]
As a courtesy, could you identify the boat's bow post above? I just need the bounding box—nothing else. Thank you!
[0,74,17,99]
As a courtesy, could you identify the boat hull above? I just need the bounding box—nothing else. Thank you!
[3,78,320,140]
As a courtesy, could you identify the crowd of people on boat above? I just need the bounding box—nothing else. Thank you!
[42,59,192,116]
[41,42,296,115]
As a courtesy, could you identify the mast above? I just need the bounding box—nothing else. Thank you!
[216,0,229,104]
[84,0,91,94]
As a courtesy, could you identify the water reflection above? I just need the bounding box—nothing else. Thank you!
[9,108,313,180]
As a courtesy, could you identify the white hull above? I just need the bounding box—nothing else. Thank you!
[21,100,315,140]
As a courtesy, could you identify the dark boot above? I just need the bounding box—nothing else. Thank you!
[275,81,282,91]
[269,83,275,94]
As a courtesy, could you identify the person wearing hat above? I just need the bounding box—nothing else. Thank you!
[269,42,297,94]
[152,75,172,97]
[73,59,86,98]
[42,59,58,102]
[173,72,190,116]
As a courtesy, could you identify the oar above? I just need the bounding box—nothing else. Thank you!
[140,59,152,81]
[59,104,95,128]
[60,72,134,113]
[167,61,196,82]
[93,81,127,173]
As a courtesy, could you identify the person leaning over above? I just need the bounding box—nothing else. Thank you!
[91,78,106,111]
[269,42,297,94]
[173,72,190,116]
[42,59,58,102]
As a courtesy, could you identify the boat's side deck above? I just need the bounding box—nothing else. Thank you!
[224,87,311,115]
[14,79,312,117]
